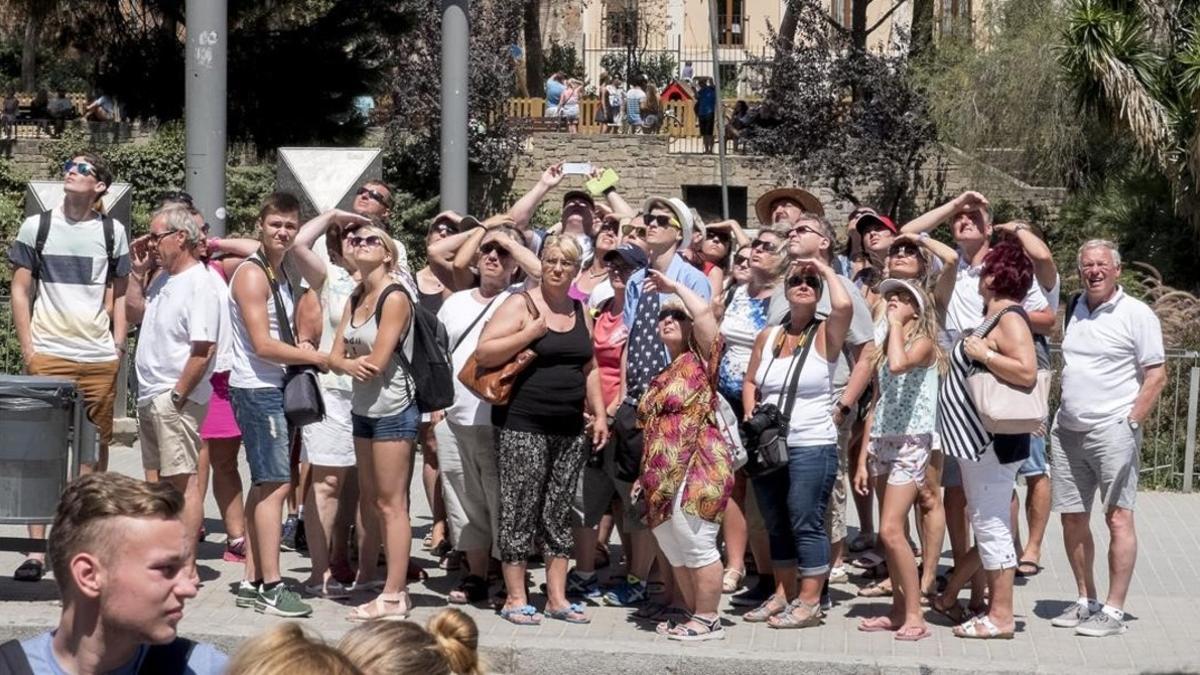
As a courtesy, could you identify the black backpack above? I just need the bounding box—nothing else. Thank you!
[0,637,195,675]
[353,283,455,413]
[32,209,118,283]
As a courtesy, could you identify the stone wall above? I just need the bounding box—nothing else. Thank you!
[0,122,156,177]
[510,133,1067,234]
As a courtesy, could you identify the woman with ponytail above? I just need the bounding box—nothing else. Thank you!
[338,608,483,675]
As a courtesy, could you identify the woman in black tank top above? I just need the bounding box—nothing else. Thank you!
[476,235,609,626]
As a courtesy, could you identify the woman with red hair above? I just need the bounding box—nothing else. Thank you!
[931,240,1038,640]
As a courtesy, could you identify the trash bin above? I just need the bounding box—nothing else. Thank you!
[0,375,84,527]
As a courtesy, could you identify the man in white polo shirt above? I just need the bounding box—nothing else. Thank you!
[1050,239,1165,638]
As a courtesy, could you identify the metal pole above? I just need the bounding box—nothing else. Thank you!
[185,0,227,236]
[1183,366,1198,492]
[708,0,730,219]
[441,0,470,214]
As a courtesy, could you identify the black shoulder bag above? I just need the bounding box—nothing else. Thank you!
[249,255,325,427]
[740,320,822,478]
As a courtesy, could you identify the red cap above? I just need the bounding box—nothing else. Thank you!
[854,210,897,235]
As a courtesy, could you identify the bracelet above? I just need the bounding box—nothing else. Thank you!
[918,232,930,241]
[984,349,996,365]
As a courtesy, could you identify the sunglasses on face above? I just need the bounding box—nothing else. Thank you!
[786,274,822,290]
[787,224,823,239]
[750,238,780,253]
[63,160,95,178]
[889,243,920,259]
[356,186,390,206]
[479,242,510,258]
[622,224,647,238]
[430,222,453,236]
[657,308,691,323]
[734,254,750,266]
[706,230,731,244]
[348,235,384,249]
[148,229,180,244]
[599,220,620,234]
[643,214,680,230]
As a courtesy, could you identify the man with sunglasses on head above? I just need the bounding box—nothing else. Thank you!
[8,152,131,583]
[780,211,877,606]
[602,196,712,608]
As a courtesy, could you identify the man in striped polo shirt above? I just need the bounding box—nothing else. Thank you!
[8,151,131,582]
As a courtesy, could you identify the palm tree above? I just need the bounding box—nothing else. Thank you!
[1059,0,1200,225]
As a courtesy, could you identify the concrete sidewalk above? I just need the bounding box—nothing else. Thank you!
[2,444,1198,674]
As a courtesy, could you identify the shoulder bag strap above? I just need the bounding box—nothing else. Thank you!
[450,294,501,355]
[1063,292,1082,334]
[980,305,1029,339]
[372,283,416,401]
[248,254,296,346]
[33,210,52,281]
[779,320,823,420]
[137,638,196,674]
[0,639,34,675]
[102,215,116,283]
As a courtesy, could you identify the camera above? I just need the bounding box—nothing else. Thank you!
[741,402,783,447]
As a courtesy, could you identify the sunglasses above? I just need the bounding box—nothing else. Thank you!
[159,190,195,207]
[734,254,750,266]
[786,274,822,290]
[643,214,681,230]
[706,230,731,243]
[479,242,510,258]
[63,160,96,178]
[430,222,454,236]
[787,224,824,239]
[657,308,691,323]
[622,224,648,238]
[599,219,620,234]
[148,229,181,244]
[348,235,384,249]
[889,243,920,259]
[750,238,780,253]
[356,186,390,206]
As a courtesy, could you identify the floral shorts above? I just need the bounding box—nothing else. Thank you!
[868,434,932,487]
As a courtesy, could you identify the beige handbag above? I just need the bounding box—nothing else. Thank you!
[967,368,1051,434]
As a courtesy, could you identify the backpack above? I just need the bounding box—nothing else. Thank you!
[0,637,195,675]
[32,209,118,284]
[354,283,454,413]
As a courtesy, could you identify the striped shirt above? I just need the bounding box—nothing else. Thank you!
[7,208,131,362]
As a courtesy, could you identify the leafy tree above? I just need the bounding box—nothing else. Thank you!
[544,41,585,80]
[599,51,678,88]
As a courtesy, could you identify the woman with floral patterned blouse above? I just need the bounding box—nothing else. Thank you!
[633,270,735,643]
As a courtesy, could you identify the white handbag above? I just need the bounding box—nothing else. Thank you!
[966,369,1051,434]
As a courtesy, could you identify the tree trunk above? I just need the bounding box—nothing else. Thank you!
[778,0,799,49]
[523,0,545,98]
[851,0,868,51]
[910,0,935,58]
[20,1,44,91]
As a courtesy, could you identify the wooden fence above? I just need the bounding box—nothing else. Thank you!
[507,97,751,138]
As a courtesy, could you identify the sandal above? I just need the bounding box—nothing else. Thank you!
[499,604,542,625]
[1016,560,1042,577]
[895,625,933,642]
[721,568,746,594]
[767,599,823,630]
[423,533,434,550]
[13,559,45,582]
[347,592,410,622]
[743,595,787,623]
[857,580,893,598]
[667,615,724,642]
[929,595,972,625]
[545,602,590,624]
[954,615,1014,640]
[448,575,489,605]
[850,551,886,570]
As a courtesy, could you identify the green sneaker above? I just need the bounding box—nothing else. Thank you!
[255,583,313,618]
[235,581,258,608]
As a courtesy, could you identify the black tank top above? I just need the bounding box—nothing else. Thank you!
[493,300,593,436]
[418,289,445,314]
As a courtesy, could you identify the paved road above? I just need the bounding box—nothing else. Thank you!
[2,444,1198,674]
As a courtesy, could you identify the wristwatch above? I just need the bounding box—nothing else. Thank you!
[1128,419,1140,431]
[170,390,185,407]
[837,402,853,418]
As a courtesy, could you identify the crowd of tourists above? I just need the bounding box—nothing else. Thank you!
[0,151,1165,672]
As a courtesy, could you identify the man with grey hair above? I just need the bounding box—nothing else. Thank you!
[126,205,222,575]
[1050,239,1165,637]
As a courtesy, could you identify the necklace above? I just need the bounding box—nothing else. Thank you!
[588,268,610,279]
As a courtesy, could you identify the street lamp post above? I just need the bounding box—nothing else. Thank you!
[184,0,227,235]
[440,0,470,214]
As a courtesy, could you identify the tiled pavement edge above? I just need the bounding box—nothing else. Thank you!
[2,445,1199,674]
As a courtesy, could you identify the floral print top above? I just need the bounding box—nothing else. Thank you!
[636,351,735,529]
[872,362,938,438]
[718,286,771,402]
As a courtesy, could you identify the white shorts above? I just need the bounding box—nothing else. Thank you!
[301,388,356,467]
[958,447,1021,571]
[652,489,721,569]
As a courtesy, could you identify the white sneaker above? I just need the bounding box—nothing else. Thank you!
[1051,602,1093,628]
[828,565,849,584]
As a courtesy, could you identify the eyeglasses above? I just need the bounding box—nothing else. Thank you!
[657,308,691,323]
[622,224,648,238]
[479,242,510,258]
[148,229,181,244]
[734,254,750,266]
[356,186,390,206]
[786,274,822,290]
[643,214,681,230]
[750,239,780,253]
[787,224,824,239]
[888,243,920,259]
[63,160,96,178]
[348,235,384,249]
[542,257,575,269]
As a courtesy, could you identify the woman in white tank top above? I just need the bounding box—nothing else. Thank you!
[740,257,852,630]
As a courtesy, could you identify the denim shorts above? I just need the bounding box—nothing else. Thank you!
[352,404,420,441]
[1018,432,1049,477]
[229,386,291,485]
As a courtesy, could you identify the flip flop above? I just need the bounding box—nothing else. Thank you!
[545,602,591,624]
[895,625,933,642]
[857,616,897,632]
[858,581,893,598]
[1016,560,1042,577]
[499,604,542,626]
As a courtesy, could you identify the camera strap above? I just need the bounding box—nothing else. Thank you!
[774,320,822,421]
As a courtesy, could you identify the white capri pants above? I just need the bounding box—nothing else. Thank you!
[956,448,1021,571]
[435,421,501,555]
[652,489,721,569]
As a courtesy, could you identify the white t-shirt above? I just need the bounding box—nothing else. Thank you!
[940,252,1049,347]
[1057,288,1165,431]
[135,263,221,406]
[438,288,510,427]
[205,263,235,373]
[7,208,131,362]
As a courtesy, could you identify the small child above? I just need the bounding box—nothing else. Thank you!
[853,278,945,641]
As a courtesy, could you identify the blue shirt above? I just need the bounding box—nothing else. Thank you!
[545,79,565,106]
[623,253,712,329]
[20,631,228,675]
[696,87,717,116]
